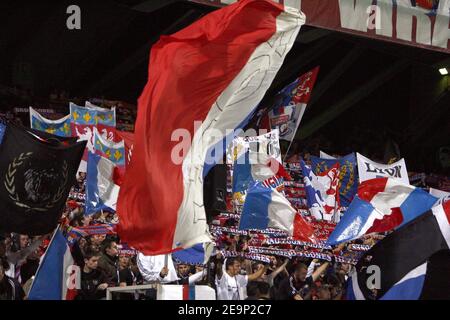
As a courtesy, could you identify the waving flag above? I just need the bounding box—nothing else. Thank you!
[29,107,72,137]
[71,102,117,173]
[347,201,450,300]
[232,151,290,194]
[430,187,450,206]
[28,229,79,300]
[0,123,86,235]
[357,153,410,185]
[93,128,125,168]
[116,130,134,167]
[172,243,215,265]
[70,102,116,127]
[117,0,305,255]
[327,178,438,245]
[85,152,120,215]
[301,160,341,222]
[268,66,320,142]
[311,153,357,207]
[239,181,316,242]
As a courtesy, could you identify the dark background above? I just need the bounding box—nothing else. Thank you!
[0,0,449,173]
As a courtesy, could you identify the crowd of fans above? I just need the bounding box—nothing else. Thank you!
[0,88,448,300]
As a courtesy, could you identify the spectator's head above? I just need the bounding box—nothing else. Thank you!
[257,281,270,299]
[83,249,101,271]
[103,240,118,258]
[294,263,308,282]
[246,281,260,299]
[177,264,190,277]
[195,265,204,273]
[317,285,331,300]
[90,234,106,246]
[118,254,130,269]
[269,256,278,268]
[78,237,87,251]
[19,234,29,249]
[225,258,241,277]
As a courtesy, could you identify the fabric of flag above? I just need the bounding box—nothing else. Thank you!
[230,130,282,165]
[311,153,357,207]
[0,121,5,144]
[0,123,86,235]
[327,178,438,245]
[28,229,79,300]
[117,0,304,255]
[356,152,410,185]
[319,150,335,159]
[72,122,117,173]
[85,152,120,215]
[116,130,134,167]
[93,127,125,168]
[157,285,216,300]
[268,66,320,142]
[300,160,341,222]
[232,151,290,194]
[70,102,116,127]
[172,243,207,265]
[29,107,72,137]
[346,200,450,300]
[239,182,298,235]
[430,187,450,206]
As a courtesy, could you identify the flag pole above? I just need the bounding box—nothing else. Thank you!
[282,104,306,163]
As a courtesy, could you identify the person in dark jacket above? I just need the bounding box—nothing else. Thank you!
[0,257,24,300]
[97,239,119,286]
[77,249,108,300]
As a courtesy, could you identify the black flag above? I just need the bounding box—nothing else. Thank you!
[0,122,86,235]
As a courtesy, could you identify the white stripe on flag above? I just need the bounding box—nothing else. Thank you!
[369,179,413,215]
[173,7,305,249]
[433,203,450,249]
[350,270,366,300]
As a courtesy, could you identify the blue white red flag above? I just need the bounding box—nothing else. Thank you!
[28,229,79,300]
[327,178,438,245]
[117,0,305,255]
[301,160,341,222]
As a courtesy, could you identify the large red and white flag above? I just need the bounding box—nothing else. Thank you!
[117,0,305,255]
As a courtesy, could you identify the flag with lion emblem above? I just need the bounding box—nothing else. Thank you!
[0,122,86,235]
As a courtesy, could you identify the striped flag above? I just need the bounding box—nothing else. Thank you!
[327,178,438,245]
[28,229,79,300]
[347,201,450,300]
[117,0,305,255]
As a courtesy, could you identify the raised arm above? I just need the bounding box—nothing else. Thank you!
[247,264,267,282]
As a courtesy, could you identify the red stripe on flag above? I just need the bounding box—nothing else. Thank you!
[293,213,317,243]
[443,200,450,225]
[117,0,285,255]
[182,285,190,300]
[366,207,403,234]
[357,178,389,202]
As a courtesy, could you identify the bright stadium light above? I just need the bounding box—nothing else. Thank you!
[439,68,449,75]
